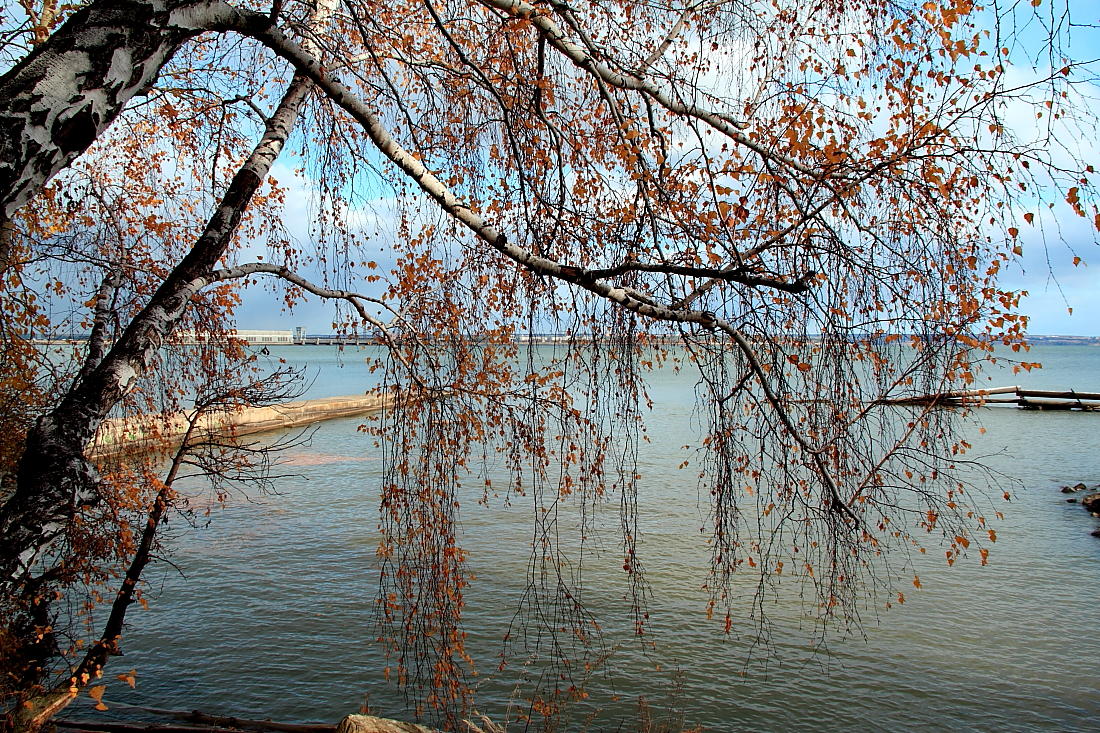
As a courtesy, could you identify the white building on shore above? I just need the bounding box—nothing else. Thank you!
[176,329,295,345]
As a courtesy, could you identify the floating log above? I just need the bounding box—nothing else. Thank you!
[876,385,1020,406]
[1017,388,1100,401]
[882,385,1100,411]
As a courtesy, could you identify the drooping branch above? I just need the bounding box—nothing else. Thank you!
[579,260,816,294]
[208,262,437,392]
[476,0,819,177]
[713,320,864,528]
[209,262,391,332]
[233,13,859,537]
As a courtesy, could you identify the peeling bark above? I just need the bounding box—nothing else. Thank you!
[0,0,239,221]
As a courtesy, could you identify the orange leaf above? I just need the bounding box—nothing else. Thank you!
[89,685,108,711]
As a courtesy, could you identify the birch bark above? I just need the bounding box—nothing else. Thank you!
[0,0,240,222]
[0,72,311,700]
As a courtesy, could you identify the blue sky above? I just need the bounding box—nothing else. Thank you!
[232,172,1100,337]
[232,2,1100,337]
[1003,211,1098,336]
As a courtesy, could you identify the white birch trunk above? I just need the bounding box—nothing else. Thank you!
[0,0,240,222]
[0,71,311,699]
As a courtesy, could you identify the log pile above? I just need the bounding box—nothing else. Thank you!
[879,386,1100,411]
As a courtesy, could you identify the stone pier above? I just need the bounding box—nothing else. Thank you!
[93,392,399,458]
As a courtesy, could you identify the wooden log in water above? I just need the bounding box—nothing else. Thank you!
[943,385,1022,397]
[1017,388,1100,401]
[876,385,1021,406]
[1018,398,1100,411]
[958,397,1022,405]
[877,385,1100,411]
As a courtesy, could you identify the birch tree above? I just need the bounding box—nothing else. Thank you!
[0,0,1096,729]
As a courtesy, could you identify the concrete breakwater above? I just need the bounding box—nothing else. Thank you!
[93,393,398,458]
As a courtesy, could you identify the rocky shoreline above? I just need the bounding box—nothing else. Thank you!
[1060,483,1100,537]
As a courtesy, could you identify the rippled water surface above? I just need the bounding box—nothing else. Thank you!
[75,345,1100,731]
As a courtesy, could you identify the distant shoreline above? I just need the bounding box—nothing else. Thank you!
[31,333,1100,347]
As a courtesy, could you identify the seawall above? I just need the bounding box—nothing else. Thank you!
[93,393,397,458]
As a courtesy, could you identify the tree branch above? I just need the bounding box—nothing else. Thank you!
[580,260,816,294]
[208,262,435,392]
[477,0,819,177]
[208,262,391,332]
[712,319,865,530]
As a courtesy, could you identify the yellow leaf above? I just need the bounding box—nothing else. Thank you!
[88,686,105,701]
[116,669,137,689]
[912,575,922,589]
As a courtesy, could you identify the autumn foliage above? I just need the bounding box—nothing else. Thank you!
[0,0,1097,729]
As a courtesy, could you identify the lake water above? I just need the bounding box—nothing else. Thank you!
[71,344,1100,731]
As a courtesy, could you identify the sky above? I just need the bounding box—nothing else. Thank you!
[231,1,1100,338]
[1002,212,1099,336]
[232,167,1100,337]
[231,201,1100,337]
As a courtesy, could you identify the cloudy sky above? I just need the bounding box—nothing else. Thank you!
[232,4,1100,337]
[232,175,1100,337]
[1002,209,1098,336]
